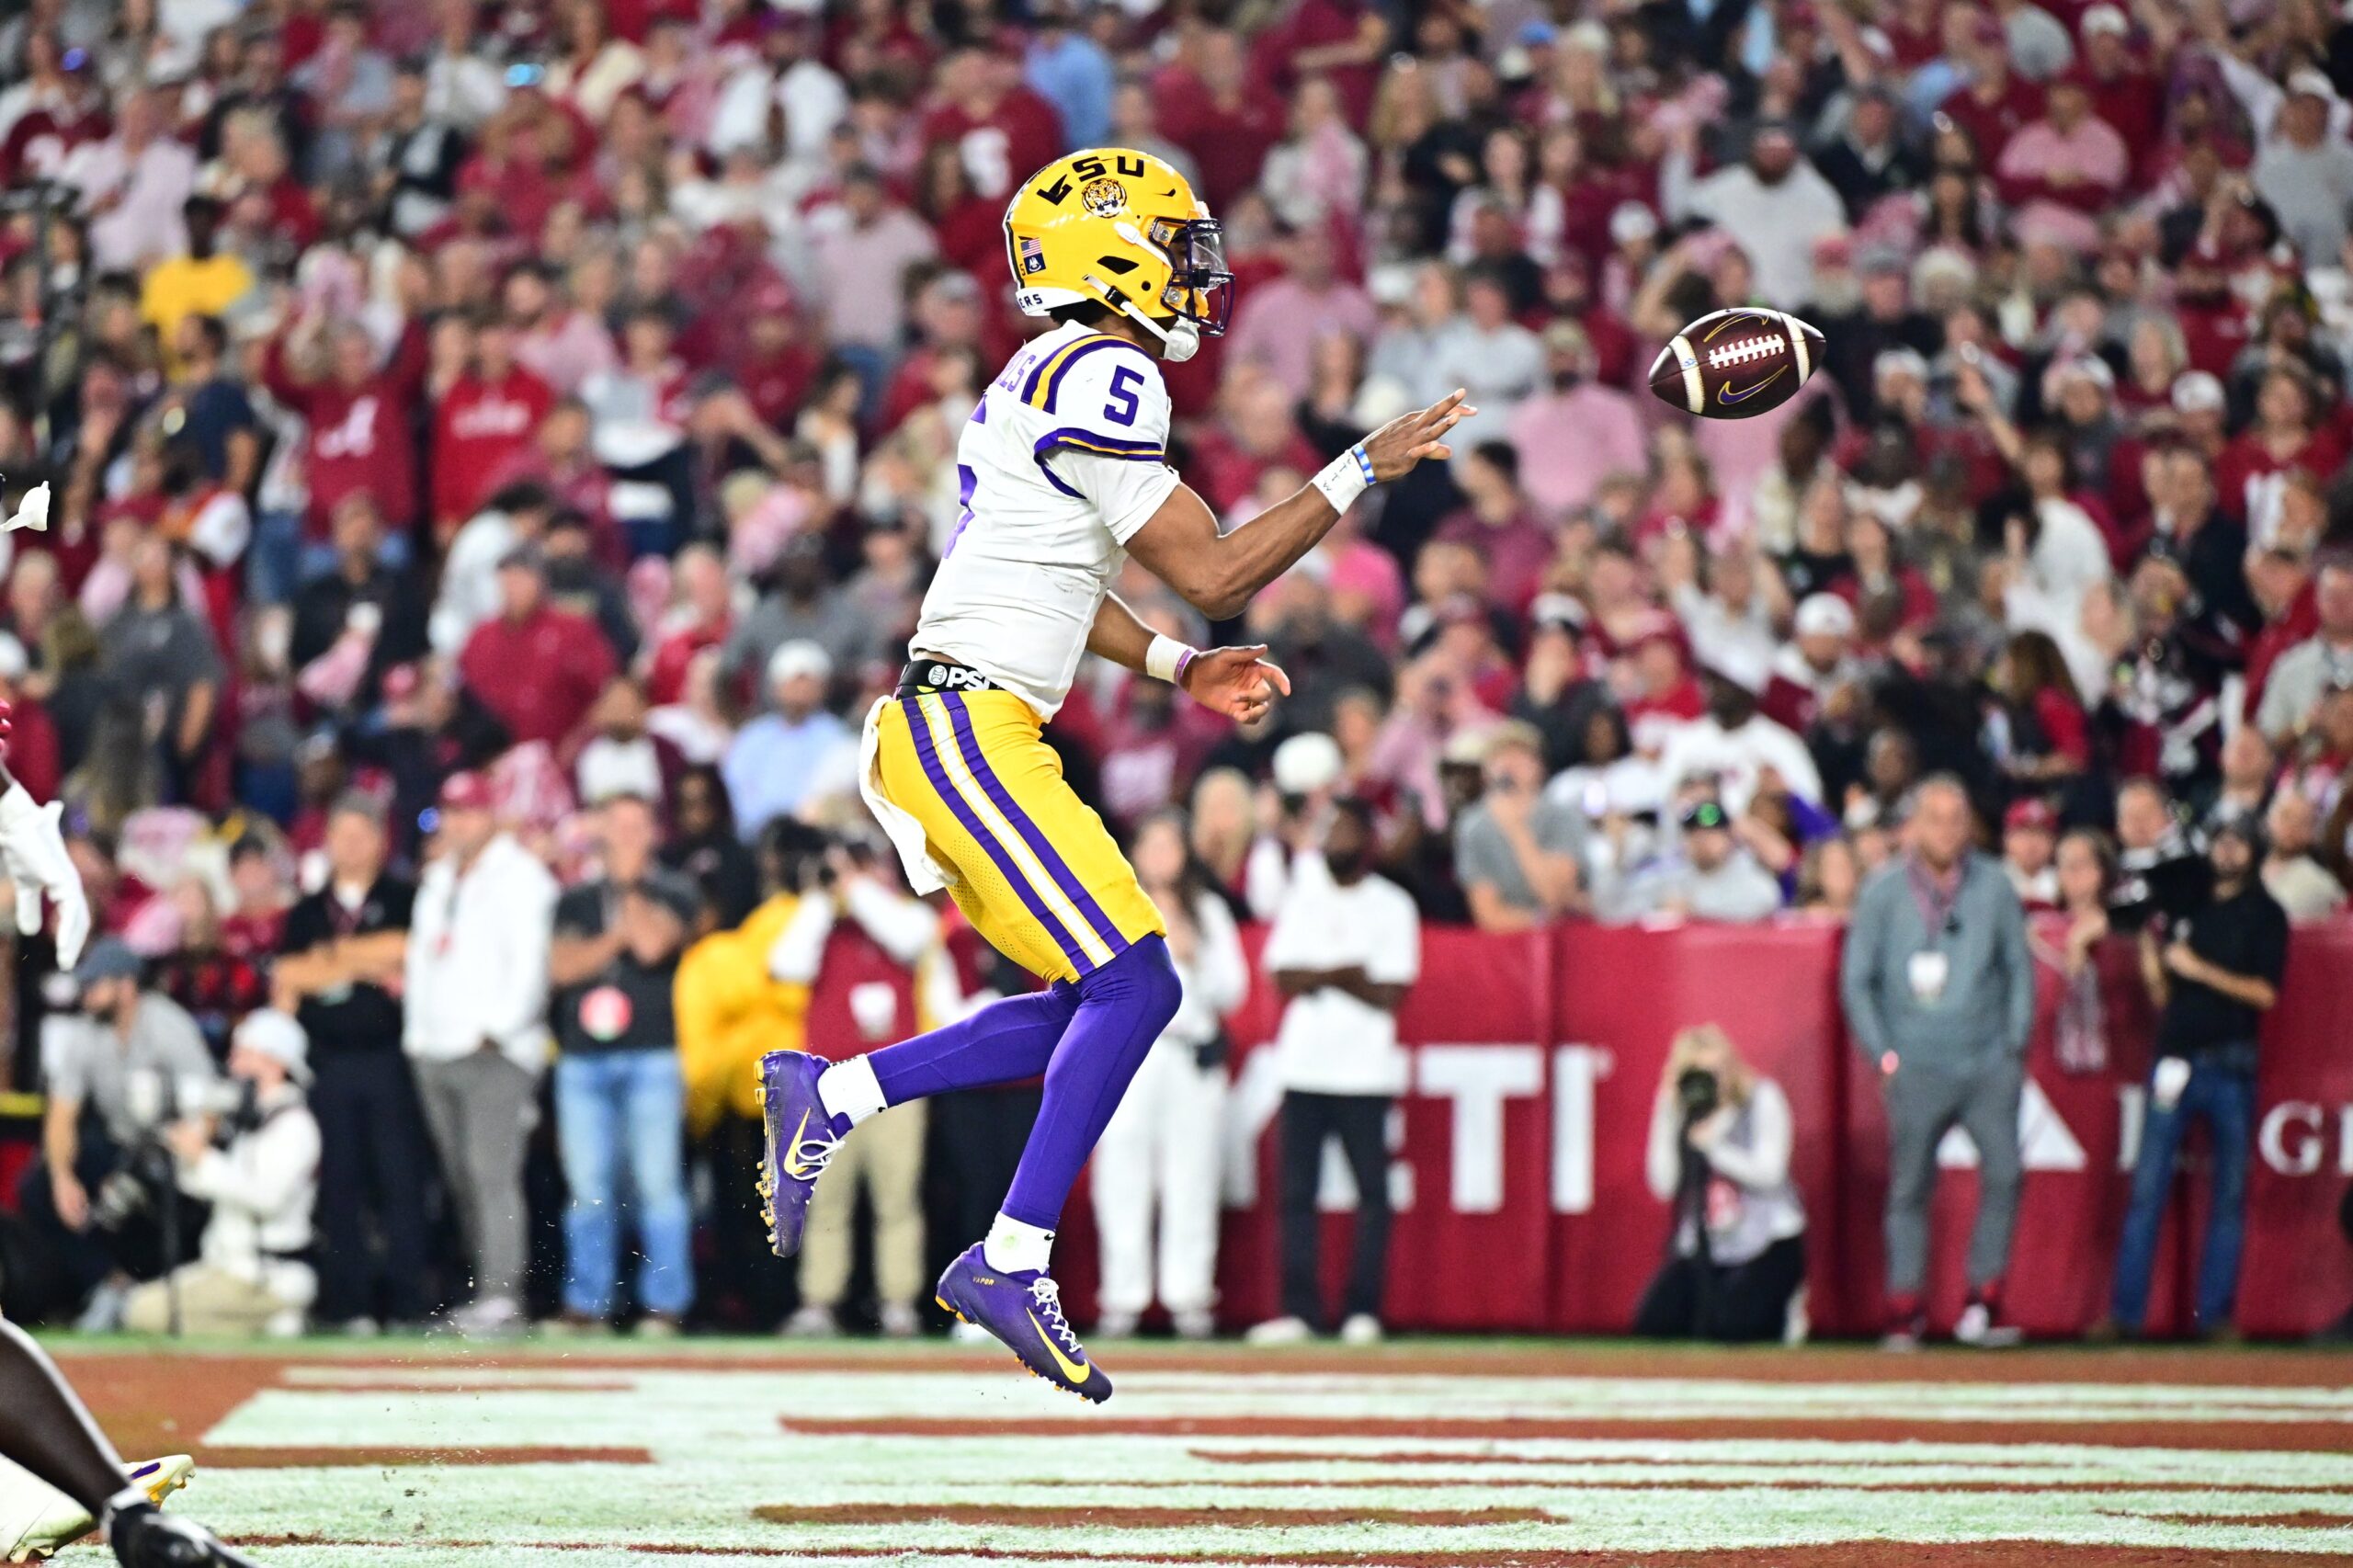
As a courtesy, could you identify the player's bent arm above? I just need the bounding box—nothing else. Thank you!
[1084,593,1160,673]
[1125,483,1339,621]
[1126,390,1474,619]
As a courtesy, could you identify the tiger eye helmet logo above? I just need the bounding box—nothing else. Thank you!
[1080,178,1127,217]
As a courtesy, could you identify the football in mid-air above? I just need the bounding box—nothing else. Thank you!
[1648,307,1826,420]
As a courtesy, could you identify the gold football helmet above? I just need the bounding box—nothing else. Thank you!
[1002,148,1233,363]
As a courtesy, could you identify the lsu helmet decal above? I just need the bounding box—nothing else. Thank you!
[1003,148,1233,363]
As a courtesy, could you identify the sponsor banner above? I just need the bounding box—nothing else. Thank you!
[1173,921,2353,1338]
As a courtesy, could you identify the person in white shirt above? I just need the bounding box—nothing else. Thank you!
[402,770,559,1337]
[427,482,553,655]
[1662,120,1846,308]
[1655,662,1824,813]
[1090,812,1249,1339]
[59,86,196,273]
[122,1010,322,1338]
[1245,801,1420,1346]
[1635,1024,1807,1342]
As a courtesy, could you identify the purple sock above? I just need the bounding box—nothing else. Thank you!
[1001,936,1182,1231]
[866,984,1080,1106]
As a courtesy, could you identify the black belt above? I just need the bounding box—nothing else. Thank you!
[897,658,1002,696]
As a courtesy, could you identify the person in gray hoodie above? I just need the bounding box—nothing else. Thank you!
[1840,775,2037,1349]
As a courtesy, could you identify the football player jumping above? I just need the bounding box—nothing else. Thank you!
[758,150,1471,1401]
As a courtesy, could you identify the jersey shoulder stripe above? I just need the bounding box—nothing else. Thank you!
[1021,333,1152,413]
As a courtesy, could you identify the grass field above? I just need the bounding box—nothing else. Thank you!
[39,1335,2353,1566]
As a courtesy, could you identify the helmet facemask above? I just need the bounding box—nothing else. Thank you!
[1090,216,1233,363]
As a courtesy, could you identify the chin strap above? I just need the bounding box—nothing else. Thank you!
[1080,274,1199,364]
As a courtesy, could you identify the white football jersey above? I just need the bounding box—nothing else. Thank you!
[910,321,1180,718]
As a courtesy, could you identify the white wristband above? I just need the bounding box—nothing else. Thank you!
[1310,444,1374,515]
[1144,632,1194,685]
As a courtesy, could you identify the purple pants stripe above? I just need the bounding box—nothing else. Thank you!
[941,691,1130,961]
[898,694,1092,974]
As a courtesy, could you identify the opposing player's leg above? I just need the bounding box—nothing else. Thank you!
[0,1322,256,1565]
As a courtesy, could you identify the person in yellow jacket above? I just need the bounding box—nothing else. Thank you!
[676,888,810,1138]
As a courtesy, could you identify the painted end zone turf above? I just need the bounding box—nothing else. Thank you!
[45,1340,2353,1566]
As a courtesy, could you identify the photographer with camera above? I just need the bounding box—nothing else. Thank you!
[1634,1025,1807,1343]
[119,1010,321,1338]
[23,937,216,1329]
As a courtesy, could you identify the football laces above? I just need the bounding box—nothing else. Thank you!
[1706,335,1782,369]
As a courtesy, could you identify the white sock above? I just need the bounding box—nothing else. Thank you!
[815,1057,885,1129]
[983,1213,1054,1275]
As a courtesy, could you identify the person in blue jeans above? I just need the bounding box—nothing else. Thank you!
[548,793,701,1335]
[2111,816,2289,1339]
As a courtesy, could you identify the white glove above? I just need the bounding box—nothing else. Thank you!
[0,783,89,970]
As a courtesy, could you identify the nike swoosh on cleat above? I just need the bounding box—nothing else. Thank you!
[779,1110,815,1178]
[1028,1312,1092,1383]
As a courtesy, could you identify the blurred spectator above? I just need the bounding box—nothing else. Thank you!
[663,762,758,930]
[1506,322,1647,522]
[1841,778,2036,1350]
[98,534,221,802]
[121,1009,320,1337]
[1662,120,1845,307]
[722,534,875,699]
[722,641,853,837]
[1455,722,1586,932]
[547,794,697,1335]
[1597,799,1783,925]
[770,841,944,1339]
[2110,819,2288,1340]
[273,793,427,1333]
[1656,664,1823,814]
[1638,1024,1806,1344]
[457,543,616,748]
[1433,443,1551,616]
[673,822,815,1326]
[2262,790,2347,921]
[1248,800,1419,1347]
[1091,812,1248,1340]
[2255,560,2353,745]
[403,772,557,1338]
[1226,226,1375,399]
[2001,797,2061,907]
[290,495,427,722]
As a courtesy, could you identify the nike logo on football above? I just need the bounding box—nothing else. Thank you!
[1720,366,1789,403]
[1029,1312,1091,1382]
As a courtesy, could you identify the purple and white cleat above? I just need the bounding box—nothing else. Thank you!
[756,1050,841,1259]
[935,1244,1112,1403]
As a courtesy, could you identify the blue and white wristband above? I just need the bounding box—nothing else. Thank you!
[1312,443,1374,515]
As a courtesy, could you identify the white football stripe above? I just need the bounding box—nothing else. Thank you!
[1671,334,1704,414]
[1782,312,1810,381]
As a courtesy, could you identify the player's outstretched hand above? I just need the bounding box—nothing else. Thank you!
[1361,389,1477,482]
[1178,644,1291,724]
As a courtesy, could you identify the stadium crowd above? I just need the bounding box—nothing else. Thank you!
[0,0,2348,1342]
